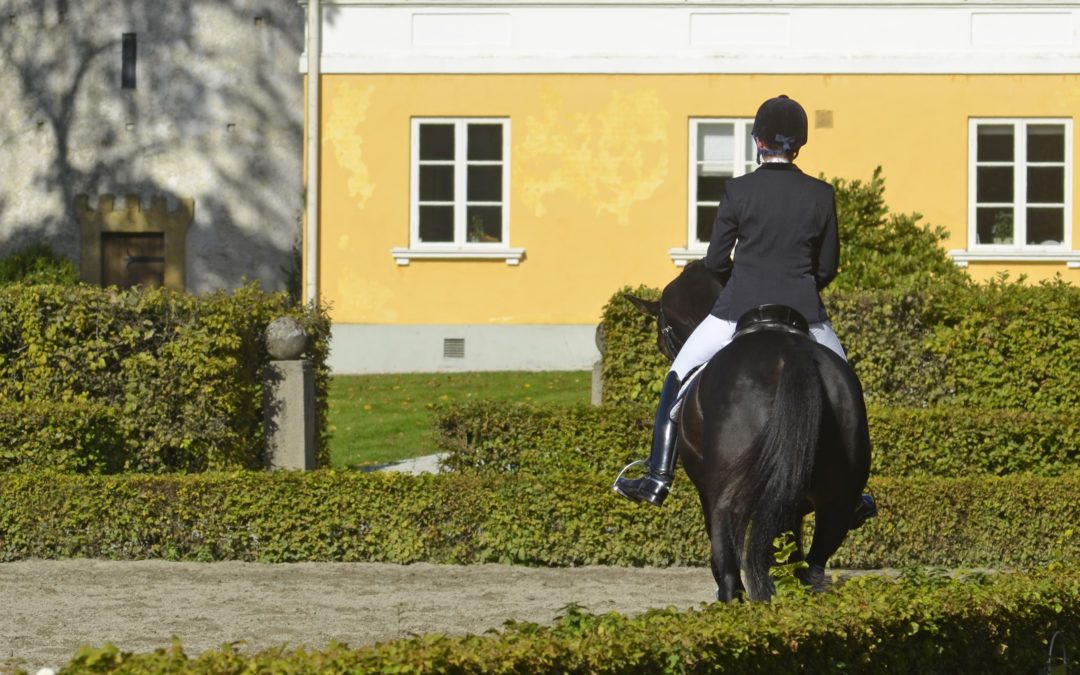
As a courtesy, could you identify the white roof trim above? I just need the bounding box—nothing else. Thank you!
[304,2,1080,75]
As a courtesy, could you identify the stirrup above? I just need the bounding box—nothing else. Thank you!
[612,460,647,498]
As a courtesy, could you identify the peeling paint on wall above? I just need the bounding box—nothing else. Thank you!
[324,82,376,206]
[519,87,668,225]
[335,267,397,322]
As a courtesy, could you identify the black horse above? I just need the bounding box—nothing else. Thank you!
[626,260,872,602]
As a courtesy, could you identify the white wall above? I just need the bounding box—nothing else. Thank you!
[1,0,304,293]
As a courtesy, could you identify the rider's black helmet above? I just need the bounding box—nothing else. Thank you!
[752,95,808,153]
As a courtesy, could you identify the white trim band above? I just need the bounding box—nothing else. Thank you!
[949,249,1080,268]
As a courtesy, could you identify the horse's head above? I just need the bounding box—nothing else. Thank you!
[625,260,724,360]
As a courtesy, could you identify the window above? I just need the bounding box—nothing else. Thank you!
[969,118,1072,250]
[121,33,136,89]
[670,119,755,265]
[393,118,523,265]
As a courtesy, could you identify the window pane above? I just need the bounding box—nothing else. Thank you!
[1027,207,1064,245]
[745,127,755,163]
[976,166,1013,203]
[467,206,502,242]
[977,125,1013,162]
[697,175,728,203]
[467,165,502,201]
[419,205,454,242]
[419,165,454,201]
[467,124,502,161]
[419,124,454,160]
[696,206,715,242]
[698,124,734,164]
[1028,125,1065,162]
[1027,166,1064,204]
[976,207,1013,245]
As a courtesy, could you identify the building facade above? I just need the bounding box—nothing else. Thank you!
[1,0,304,292]
[305,0,1080,373]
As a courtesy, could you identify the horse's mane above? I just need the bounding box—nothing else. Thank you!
[662,260,725,336]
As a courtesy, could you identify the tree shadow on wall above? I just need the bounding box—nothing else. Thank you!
[0,0,306,293]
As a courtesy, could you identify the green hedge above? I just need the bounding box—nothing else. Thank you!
[433,401,1080,479]
[600,277,1080,410]
[1,471,1077,569]
[54,567,1080,674]
[0,243,79,285]
[0,399,125,473]
[0,283,331,472]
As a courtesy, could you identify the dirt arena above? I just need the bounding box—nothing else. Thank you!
[0,559,722,672]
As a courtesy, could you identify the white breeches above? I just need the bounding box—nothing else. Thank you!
[670,314,848,381]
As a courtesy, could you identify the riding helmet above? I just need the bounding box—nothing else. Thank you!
[752,95,808,153]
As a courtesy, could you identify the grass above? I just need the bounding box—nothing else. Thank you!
[327,370,592,468]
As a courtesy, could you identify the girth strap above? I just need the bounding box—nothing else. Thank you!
[733,304,810,339]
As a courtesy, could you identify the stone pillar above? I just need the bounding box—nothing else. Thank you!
[591,322,605,406]
[264,317,316,470]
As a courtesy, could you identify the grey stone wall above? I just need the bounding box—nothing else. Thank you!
[0,0,304,293]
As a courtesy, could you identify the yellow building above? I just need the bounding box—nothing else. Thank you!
[303,1,1080,373]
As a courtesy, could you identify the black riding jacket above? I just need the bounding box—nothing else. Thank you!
[704,162,839,324]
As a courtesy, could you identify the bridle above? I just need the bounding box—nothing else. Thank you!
[657,306,685,359]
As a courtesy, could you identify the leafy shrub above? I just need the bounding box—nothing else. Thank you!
[829,167,969,293]
[602,270,1080,409]
[924,274,1080,410]
[597,283,667,406]
[433,401,1080,479]
[0,283,331,472]
[58,567,1080,674]
[0,243,79,285]
[1,470,1077,569]
[0,399,125,473]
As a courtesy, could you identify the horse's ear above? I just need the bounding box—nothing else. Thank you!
[624,294,660,318]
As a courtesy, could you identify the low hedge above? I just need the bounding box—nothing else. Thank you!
[433,401,1080,479]
[599,274,1080,410]
[1,471,1077,569]
[52,567,1080,674]
[0,283,331,472]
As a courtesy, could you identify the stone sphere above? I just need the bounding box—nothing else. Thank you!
[266,317,310,360]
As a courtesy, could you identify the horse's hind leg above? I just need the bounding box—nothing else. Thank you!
[708,508,744,602]
[801,506,851,592]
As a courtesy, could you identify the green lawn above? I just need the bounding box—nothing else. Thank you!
[327,370,592,468]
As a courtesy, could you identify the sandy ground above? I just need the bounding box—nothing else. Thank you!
[0,559,721,672]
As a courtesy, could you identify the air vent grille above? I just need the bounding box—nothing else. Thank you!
[443,338,465,358]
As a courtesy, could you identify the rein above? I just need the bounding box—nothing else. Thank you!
[657,307,685,358]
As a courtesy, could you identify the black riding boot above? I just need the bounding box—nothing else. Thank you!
[613,371,681,507]
[852,492,878,528]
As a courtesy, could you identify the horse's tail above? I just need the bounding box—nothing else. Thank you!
[724,345,822,601]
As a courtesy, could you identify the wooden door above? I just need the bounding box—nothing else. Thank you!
[101,233,165,288]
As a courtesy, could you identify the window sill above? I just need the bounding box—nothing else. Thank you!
[669,247,707,267]
[948,249,1080,269]
[392,247,525,266]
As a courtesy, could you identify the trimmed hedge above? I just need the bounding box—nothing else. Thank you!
[0,399,125,473]
[54,567,1080,674]
[0,283,330,472]
[601,276,1080,409]
[1,470,1077,569]
[433,401,1080,479]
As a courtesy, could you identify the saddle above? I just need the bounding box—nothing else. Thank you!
[733,304,810,339]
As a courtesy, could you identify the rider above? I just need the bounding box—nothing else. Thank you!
[614,94,876,526]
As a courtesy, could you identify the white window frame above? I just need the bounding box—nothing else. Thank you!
[952,117,1080,268]
[670,118,756,266]
[392,117,523,265]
